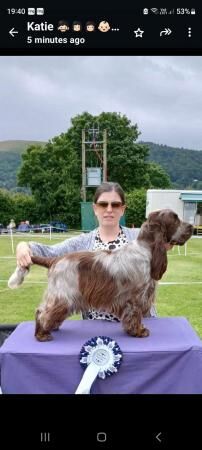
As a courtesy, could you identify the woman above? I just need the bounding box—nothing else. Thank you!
[15,181,157,320]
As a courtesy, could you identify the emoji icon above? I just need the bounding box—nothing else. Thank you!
[73,21,82,31]
[57,20,69,32]
[85,21,95,32]
[98,21,110,32]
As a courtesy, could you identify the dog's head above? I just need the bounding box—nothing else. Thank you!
[139,209,193,281]
[147,209,193,246]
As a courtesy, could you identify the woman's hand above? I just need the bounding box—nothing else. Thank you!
[16,242,32,268]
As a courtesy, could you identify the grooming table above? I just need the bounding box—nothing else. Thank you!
[0,317,202,394]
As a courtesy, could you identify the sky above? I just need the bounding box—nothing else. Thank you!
[1,55,202,150]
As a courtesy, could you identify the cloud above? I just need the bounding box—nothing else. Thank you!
[0,55,202,150]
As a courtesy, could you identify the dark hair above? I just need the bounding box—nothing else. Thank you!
[58,20,69,27]
[73,21,82,28]
[94,182,125,204]
[86,21,95,29]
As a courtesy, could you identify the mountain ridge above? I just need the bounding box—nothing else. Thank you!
[0,140,202,190]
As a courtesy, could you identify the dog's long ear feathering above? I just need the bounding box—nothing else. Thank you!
[138,213,168,281]
[150,224,168,281]
[147,212,168,281]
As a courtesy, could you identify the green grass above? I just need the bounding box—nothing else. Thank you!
[0,234,202,337]
[155,240,202,336]
[0,232,81,323]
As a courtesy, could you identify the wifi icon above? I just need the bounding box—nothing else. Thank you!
[150,8,159,14]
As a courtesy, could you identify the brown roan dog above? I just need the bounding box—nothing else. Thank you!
[8,209,193,341]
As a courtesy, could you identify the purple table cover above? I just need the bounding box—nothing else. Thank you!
[0,317,202,394]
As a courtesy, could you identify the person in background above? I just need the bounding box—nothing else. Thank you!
[7,219,16,231]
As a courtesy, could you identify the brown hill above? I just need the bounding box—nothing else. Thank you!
[0,140,46,153]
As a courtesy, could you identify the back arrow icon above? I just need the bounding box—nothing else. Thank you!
[160,28,172,36]
[9,28,19,37]
[156,432,162,442]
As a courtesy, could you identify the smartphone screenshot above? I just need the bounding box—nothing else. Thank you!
[0,2,202,448]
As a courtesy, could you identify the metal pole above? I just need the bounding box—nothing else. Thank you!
[10,228,14,254]
[103,129,107,182]
[82,129,86,201]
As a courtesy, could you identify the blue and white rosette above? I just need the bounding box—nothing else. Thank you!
[75,336,123,394]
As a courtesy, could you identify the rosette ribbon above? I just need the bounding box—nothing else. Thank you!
[75,336,122,394]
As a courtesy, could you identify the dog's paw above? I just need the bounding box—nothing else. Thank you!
[130,326,150,337]
[139,327,150,337]
[35,332,53,342]
[8,266,29,289]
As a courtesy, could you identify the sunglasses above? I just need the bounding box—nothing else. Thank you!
[96,201,123,209]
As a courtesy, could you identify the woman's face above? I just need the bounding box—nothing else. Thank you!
[93,190,126,228]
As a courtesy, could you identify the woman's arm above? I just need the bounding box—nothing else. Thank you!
[16,233,93,268]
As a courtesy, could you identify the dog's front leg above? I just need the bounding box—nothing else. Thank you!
[121,301,149,337]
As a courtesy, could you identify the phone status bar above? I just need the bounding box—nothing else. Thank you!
[0,5,201,51]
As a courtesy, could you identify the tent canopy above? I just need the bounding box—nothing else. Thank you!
[180,193,202,202]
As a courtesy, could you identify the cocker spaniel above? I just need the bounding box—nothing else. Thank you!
[8,209,193,341]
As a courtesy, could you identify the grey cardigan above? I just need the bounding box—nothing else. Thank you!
[29,226,140,257]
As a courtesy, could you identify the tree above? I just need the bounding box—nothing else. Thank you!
[0,189,39,226]
[147,162,172,188]
[66,112,149,192]
[125,189,147,227]
[17,112,159,227]
[0,189,14,225]
[145,141,202,188]
[12,193,40,225]
[18,136,81,226]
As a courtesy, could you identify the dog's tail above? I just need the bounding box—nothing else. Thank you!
[8,266,30,289]
[8,256,57,289]
[31,255,56,268]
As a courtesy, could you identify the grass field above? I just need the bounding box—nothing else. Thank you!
[0,233,202,337]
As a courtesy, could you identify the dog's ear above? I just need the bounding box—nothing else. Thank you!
[138,220,165,243]
[139,214,168,280]
[147,217,168,280]
[151,235,168,281]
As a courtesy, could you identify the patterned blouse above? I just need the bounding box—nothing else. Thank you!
[85,227,129,322]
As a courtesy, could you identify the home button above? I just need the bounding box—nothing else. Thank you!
[97,432,107,443]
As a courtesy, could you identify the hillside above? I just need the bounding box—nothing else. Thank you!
[141,142,202,189]
[0,140,202,191]
[0,140,46,191]
[0,140,46,153]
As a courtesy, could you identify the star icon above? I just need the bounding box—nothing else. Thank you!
[134,28,144,38]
